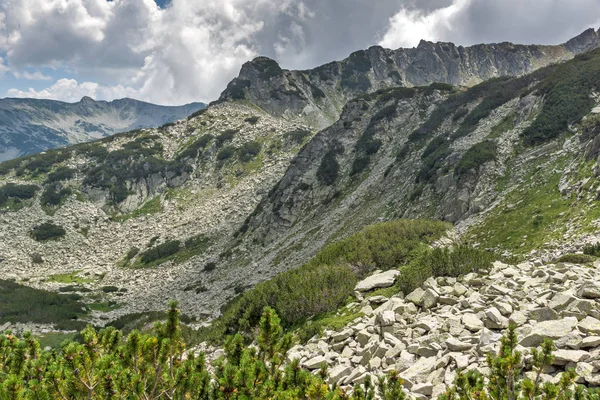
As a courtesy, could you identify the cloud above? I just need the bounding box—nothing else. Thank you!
[378,0,471,49]
[13,71,52,81]
[6,78,138,103]
[0,57,8,77]
[1,0,599,105]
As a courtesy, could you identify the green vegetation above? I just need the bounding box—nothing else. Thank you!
[418,137,452,183]
[317,149,341,185]
[523,49,600,145]
[441,325,599,400]
[187,108,207,120]
[583,243,600,257]
[48,272,93,285]
[101,285,120,293]
[40,184,72,207]
[0,279,87,331]
[201,219,451,343]
[0,183,39,210]
[489,112,515,139]
[114,196,162,221]
[244,116,260,124]
[217,145,236,161]
[127,234,211,268]
[555,253,596,264]
[215,130,237,146]
[29,222,66,242]
[238,140,262,162]
[14,149,71,177]
[396,245,495,295]
[87,301,121,312]
[284,129,312,144]
[44,166,75,183]
[455,140,497,177]
[177,134,214,160]
[0,303,418,399]
[423,82,455,95]
[139,240,181,265]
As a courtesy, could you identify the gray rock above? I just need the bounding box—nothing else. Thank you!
[552,349,591,365]
[578,316,600,335]
[446,336,473,351]
[406,288,426,306]
[422,289,439,310]
[355,270,401,292]
[520,317,578,347]
[484,307,508,329]
[462,313,484,332]
[303,355,327,370]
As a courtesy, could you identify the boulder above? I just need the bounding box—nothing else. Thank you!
[328,364,353,384]
[462,313,484,332]
[520,317,578,347]
[303,355,327,370]
[485,307,509,329]
[355,270,400,292]
[422,289,439,310]
[578,285,600,299]
[446,336,473,352]
[377,311,396,327]
[406,288,426,306]
[552,349,590,365]
[578,316,600,335]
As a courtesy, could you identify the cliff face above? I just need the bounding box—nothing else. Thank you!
[0,97,205,161]
[218,29,600,129]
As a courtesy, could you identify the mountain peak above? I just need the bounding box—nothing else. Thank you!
[79,96,96,104]
[565,27,600,53]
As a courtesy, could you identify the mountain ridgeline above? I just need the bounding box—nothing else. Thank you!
[0,96,206,161]
[1,28,600,323]
[218,28,600,129]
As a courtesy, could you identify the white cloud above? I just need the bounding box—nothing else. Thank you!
[378,0,471,49]
[6,78,138,103]
[13,71,52,80]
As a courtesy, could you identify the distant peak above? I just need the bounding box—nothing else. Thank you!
[565,27,600,54]
[79,96,96,104]
[240,56,283,79]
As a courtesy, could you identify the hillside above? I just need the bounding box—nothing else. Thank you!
[0,29,600,332]
[0,96,205,161]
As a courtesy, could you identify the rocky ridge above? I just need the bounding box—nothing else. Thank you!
[270,257,600,396]
[0,96,205,161]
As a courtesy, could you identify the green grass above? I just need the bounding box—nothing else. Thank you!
[87,301,122,312]
[488,113,515,139]
[296,310,363,343]
[113,196,162,222]
[36,332,78,349]
[48,272,94,285]
[126,235,212,268]
[0,280,88,331]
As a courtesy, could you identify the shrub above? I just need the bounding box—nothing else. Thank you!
[316,149,340,185]
[583,242,600,257]
[45,166,75,183]
[177,134,214,160]
[40,185,72,207]
[244,116,260,124]
[203,262,217,272]
[125,247,139,260]
[555,253,596,264]
[187,108,207,120]
[139,240,181,265]
[454,140,497,177]
[30,222,66,242]
[396,245,495,295]
[0,279,86,330]
[207,219,450,340]
[284,129,312,144]
[217,145,236,161]
[215,130,237,146]
[101,285,119,293]
[0,183,39,201]
[418,137,452,183]
[238,141,262,162]
[351,156,370,175]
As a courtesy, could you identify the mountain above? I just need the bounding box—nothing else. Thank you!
[0,96,206,161]
[0,28,599,327]
[217,28,600,129]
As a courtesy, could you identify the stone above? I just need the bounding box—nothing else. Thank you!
[355,270,400,292]
[369,357,382,370]
[553,350,591,365]
[494,302,513,316]
[446,336,473,352]
[422,288,439,309]
[529,307,559,322]
[520,317,578,347]
[462,313,484,332]
[303,355,327,370]
[509,311,528,326]
[484,307,508,329]
[356,329,372,346]
[401,357,437,383]
[406,288,426,306]
[578,285,600,299]
[580,336,600,348]
[548,292,576,311]
[377,311,396,327]
[578,316,600,335]
[328,364,353,384]
[413,382,434,396]
[332,329,353,343]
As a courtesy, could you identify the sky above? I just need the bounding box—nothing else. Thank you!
[0,0,599,106]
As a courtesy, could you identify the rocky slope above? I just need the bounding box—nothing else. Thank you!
[2,29,600,331]
[0,96,205,161]
[218,28,600,129]
[274,255,600,395]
